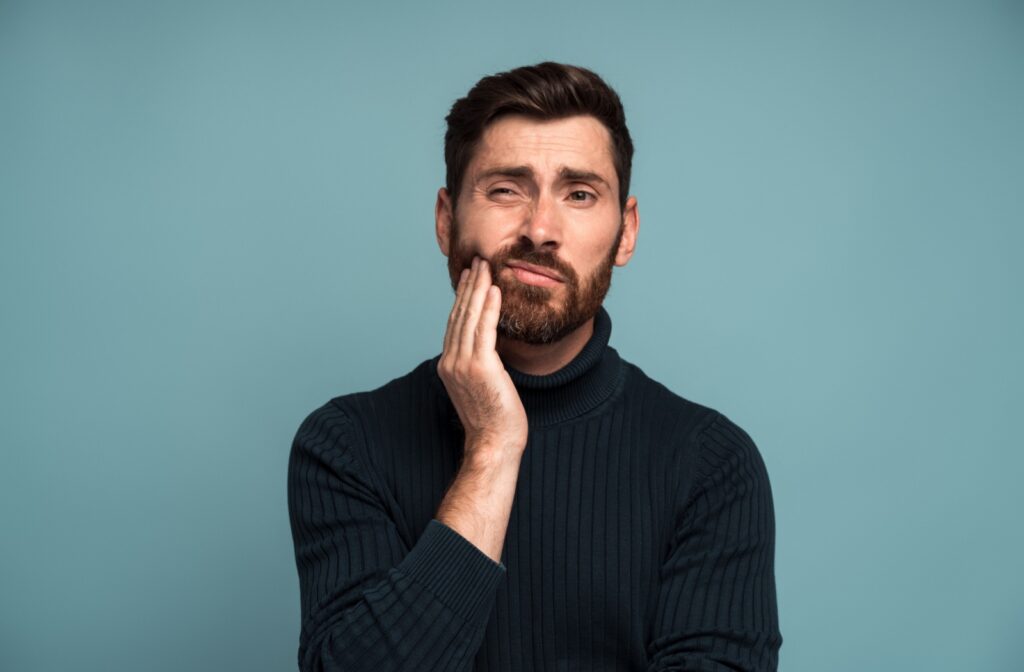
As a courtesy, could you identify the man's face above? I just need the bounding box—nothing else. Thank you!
[437,114,638,345]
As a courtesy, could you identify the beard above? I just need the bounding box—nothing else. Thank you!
[446,218,623,345]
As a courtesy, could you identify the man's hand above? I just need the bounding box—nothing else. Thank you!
[435,256,527,564]
[437,256,528,459]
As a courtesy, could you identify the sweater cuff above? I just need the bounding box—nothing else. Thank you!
[398,519,506,626]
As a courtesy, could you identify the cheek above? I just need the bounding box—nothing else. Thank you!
[452,232,491,258]
[449,232,504,273]
[454,219,517,256]
[576,230,621,270]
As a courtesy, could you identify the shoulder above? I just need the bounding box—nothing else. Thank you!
[619,357,769,487]
[618,357,720,438]
[311,355,441,424]
[290,398,360,471]
[291,356,442,459]
[691,410,769,492]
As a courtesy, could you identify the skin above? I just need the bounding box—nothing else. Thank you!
[433,114,640,563]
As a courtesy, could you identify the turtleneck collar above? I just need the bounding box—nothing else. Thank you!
[503,306,622,426]
[431,307,623,428]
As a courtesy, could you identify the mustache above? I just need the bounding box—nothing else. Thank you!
[489,241,577,282]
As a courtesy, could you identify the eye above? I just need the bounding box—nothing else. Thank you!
[568,190,595,202]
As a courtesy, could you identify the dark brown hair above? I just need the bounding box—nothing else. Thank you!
[444,62,634,212]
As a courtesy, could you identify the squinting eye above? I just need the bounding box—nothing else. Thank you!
[490,187,515,196]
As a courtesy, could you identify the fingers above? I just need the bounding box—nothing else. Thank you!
[443,266,470,355]
[449,257,480,357]
[474,284,501,356]
[458,258,493,357]
[443,255,498,369]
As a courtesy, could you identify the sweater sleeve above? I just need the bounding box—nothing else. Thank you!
[287,401,506,672]
[645,413,782,671]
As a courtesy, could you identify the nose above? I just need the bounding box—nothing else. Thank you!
[519,192,561,251]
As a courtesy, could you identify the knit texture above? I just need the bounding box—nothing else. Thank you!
[288,307,781,671]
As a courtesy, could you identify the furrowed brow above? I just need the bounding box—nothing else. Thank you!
[475,166,535,182]
[558,167,610,189]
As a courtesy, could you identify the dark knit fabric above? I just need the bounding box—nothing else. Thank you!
[288,307,781,671]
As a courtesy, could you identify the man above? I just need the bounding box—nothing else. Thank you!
[288,62,781,671]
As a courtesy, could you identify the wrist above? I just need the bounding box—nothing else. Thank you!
[460,439,523,474]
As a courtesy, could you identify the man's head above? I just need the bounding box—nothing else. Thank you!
[435,62,639,345]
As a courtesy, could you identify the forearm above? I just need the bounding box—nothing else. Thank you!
[299,519,506,672]
[290,404,508,672]
[435,443,523,564]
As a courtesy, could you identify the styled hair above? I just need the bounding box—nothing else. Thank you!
[444,62,634,212]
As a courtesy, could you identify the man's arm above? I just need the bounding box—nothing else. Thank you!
[434,257,528,563]
[289,257,527,671]
[288,405,506,671]
[645,413,783,671]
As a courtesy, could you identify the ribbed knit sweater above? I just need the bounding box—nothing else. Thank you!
[288,307,781,671]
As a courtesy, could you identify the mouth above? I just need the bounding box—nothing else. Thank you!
[505,261,564,287]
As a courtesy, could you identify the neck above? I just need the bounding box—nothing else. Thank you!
[496,317,595,376]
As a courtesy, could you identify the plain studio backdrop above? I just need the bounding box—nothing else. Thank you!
[1,1,1021,670]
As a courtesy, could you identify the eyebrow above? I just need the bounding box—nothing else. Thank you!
[475,165,611,189]
[559,168,610,189]
[476,165,534,182]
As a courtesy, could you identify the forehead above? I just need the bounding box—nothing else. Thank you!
[469,114,616,179]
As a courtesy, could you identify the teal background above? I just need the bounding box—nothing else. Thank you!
[2,1,1021,670]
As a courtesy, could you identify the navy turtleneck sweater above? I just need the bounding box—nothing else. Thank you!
[288,308,781,671]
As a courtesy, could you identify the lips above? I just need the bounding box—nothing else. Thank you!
[505,261,564,282]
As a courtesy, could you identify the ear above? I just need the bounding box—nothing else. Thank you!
[435,187,454,257]
[614,195,639,266]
